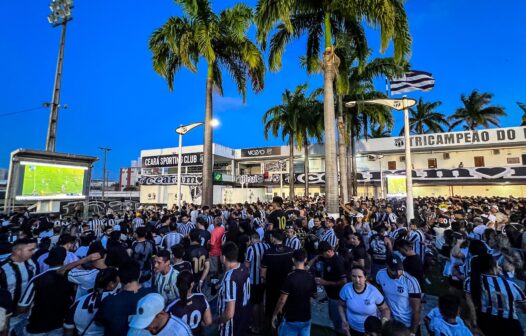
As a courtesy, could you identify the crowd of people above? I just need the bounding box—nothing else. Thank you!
[0,194,524,336]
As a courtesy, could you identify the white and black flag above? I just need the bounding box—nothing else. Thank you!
[390,70,435,95]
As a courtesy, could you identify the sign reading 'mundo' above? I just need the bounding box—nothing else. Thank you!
[240,146,281,158]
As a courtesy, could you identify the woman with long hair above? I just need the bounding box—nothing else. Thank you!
[166,270,212,335]
[64,267,119,336]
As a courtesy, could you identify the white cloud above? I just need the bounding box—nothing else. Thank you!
[213,95,245,112]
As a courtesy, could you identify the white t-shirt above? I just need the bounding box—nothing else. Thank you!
[426,307,472,336]
[68,268,100,300]
[156,315,192,336]
[376,269,421,327]
[339,283,385,333]
[190,210,200,225]
[38,251,79,273]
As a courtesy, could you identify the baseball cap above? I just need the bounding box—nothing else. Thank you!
[129,293,165,329]
[386,255,404,271]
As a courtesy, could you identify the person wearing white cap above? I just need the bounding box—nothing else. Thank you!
[129,293,192,336]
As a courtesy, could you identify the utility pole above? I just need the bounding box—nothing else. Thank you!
[45,0,74,152]
[99,147,111,201]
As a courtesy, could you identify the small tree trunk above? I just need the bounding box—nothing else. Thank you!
[347,141,353,199]
[337,95,349,203]
[351,131,358,196]
[304,136,309,197]
[289,136,295,200]
[202,64,214,206]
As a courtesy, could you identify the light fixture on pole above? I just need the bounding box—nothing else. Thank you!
[346,97,417,225]
[99,147,111,201]
[45,0,74,152]
[175,119,219,208]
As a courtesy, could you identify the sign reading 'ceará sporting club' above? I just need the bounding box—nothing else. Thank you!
[142,153,204,168]
[358,126,526,153]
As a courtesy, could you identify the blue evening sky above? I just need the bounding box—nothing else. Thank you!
[1,0,525,180]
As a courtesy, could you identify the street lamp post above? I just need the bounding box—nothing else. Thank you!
[46,0,74,152]
[99,147,111,201]
[346,98,417,225]
[175,120,219,208]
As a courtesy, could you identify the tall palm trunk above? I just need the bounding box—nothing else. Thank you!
[322,12,339,215]
[289,136,295,200]
[337,95,348,203]
[202,64,214,206]
[303,136,309,197]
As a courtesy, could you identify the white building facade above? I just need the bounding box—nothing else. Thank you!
[138,126,526,206]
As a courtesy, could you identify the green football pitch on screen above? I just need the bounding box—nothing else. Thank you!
[21,164,85,196]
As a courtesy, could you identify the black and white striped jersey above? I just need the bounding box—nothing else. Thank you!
[408,229,426,263]
[245,242,270,285]
[217,264,251,336]
[89,219,104,238]
[64,291,113,336]
[321,228,337,248]
[0,258,36,308]
[177,223,196,237]
[464,274,526,320]
[285,236,301,250]
[161,232,183,250]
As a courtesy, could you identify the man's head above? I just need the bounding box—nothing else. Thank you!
[189,229,200,244]
[129,293,168,334]
[438,294,461,320]
[313,216,322,228]
[196,217,206,229]
[250,232,260,243]
[135,227,147,239]
[11,238,36,262]
[386,255,404,278]
[153,250,171,274]
[285,224,295,238]
[270,230,284,245]
[160,215,171,226]
[272,196,283,209]
[394,239,413,256]
[171,244,185,260]
[325,217,335,229]
[292,249,306,265]
[58,234,76,251]
[180,214,189,224]
[318,241,334,258]
[44,246,67,267]
[221,242,239,265]
[118,260,141,285]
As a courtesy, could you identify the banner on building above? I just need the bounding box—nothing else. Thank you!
[139,174,202,185]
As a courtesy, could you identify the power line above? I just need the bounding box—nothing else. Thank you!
[0,104,48,118]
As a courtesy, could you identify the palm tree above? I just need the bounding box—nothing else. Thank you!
[368,123,392,138]
[448,91,506,131]
[399,98,449,135]
[517,102,526,126]
[263,84,318,199]
[149,0,265,206]
[256,0,411,214]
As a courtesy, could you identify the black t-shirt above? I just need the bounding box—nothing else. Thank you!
[166,293,209,334]
[261,244,293,286]
[185,244,209,282]
[267,209,288,231]
[321,255,346,299]
[23,269,75,333]
[403,254,424,288]
[95,286,154,336]
[197,229,211,247]
[281,269,316,322]
[173,260,193,274]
